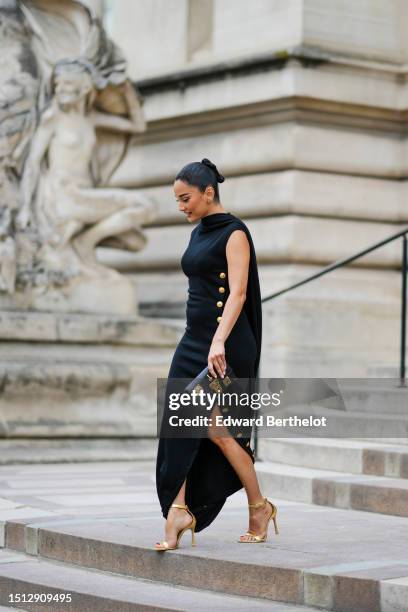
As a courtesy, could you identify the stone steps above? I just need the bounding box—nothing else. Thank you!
[300,378,408,415]
[0,551,322,612]
[0,438,158,465]
[258,437,408,478]
[0,550,316,612]
[335,380,408,415]
[255,460,408,516]
[3,500,408,612]
[268,403,408,440]
[1,460,408,611]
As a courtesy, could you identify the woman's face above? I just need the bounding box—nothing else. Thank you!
[174,180,213,223]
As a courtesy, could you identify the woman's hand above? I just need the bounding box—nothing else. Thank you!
[208,339,226,378]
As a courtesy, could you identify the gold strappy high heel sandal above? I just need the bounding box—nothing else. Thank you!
[155,503,197,551]
[238,497,279,543]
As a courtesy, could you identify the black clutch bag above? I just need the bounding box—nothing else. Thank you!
[185,363,241,396]
[184,363,254,453]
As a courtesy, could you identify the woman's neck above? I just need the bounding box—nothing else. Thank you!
[203,206,227,217]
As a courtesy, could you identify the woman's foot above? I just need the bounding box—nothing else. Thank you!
[155,505,194,550]
[239,498,275,542]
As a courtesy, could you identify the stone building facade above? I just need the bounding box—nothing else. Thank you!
[95,0,408,377]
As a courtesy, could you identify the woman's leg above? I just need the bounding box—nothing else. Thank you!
[208,407,275,541]
[172,478,187,505]
[155,479,194,549]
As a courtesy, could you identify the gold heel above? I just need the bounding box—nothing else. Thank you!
[238,497,279,543]
[155,503,197,551]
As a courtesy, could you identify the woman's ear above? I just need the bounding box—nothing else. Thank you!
[205,185,215,202]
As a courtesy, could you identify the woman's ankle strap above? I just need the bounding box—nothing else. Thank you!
[248,497,267,509]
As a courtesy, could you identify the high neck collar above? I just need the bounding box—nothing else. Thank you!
[200,212,234,231]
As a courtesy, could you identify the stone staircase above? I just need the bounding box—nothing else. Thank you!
[256,378,408,518]
[0,438,158,466]
[0,550,314,612]
[0,456,407,611]
[0,460,327,612]
[0,380,407,610]
[257,437,408,517]
[1,493,408,612]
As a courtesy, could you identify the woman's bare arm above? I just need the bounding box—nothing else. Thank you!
[207,229,250,378]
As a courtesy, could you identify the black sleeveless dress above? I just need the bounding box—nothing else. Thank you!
[156,212,262,532]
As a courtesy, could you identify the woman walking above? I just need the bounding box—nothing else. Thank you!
[155,158,278,550]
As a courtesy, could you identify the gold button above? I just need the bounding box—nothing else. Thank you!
[217,301,223,308]
[219,287,225,293]
[217,316,222,323]
[219,272,226,279]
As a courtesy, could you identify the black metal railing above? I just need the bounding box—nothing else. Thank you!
[253,226,408,458]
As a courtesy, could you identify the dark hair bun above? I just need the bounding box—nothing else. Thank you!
[201,158,225,183]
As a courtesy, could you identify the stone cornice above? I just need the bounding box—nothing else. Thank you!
[134,48,321,95]
[131,96,407,146]
[134,45,408,98]
[130,46,408,140]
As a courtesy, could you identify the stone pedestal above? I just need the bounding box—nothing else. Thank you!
[0,274,139,316]
[0,311,184,438]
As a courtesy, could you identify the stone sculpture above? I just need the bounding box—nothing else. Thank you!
[0,0,39,294]
[0,0,154,313]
